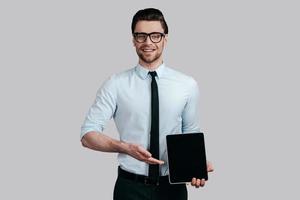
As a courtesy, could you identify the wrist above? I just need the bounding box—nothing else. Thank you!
[115,140,130,154]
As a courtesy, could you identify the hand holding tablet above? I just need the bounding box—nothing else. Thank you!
[191,161,214,188]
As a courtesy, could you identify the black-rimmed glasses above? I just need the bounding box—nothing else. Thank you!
[133,32,165,43]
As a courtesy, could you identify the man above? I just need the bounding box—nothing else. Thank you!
[81,8,213,200]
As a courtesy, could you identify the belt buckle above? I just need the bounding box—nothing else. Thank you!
[144,177,159,186]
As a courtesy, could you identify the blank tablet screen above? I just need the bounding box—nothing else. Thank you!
[166,133,208,184]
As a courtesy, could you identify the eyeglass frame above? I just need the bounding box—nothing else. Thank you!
[133,32,166,43]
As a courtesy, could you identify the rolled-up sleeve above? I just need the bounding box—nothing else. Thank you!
[181,78,201,133]
[80,75,117,139]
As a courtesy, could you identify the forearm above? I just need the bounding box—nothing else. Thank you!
[81,131,128,153]
[81,131,164,165]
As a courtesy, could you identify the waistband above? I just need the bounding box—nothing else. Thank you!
[118,167,170,186]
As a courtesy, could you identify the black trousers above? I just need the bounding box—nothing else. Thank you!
[113,176,187,200]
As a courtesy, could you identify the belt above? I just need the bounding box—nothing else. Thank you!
[118,167,169,186]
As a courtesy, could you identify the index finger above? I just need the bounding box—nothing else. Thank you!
[147,157,165,165]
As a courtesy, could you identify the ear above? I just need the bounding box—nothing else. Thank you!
[164,34,168,45]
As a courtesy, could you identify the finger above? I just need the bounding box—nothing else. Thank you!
[191,178,196,186]
[200,179,205,187]
[207,161,214,172]
[196,179,201,187]
[147,157,164,165]
[136,152,149,161]
[137,146,152,157]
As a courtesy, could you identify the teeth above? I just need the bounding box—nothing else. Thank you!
[143,49,154,52]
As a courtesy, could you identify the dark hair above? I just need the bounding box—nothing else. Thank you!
[131,8,168,34]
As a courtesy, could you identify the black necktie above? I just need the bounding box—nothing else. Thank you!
[148,71,159,180]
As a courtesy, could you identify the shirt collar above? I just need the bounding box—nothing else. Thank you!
[135,63,166,80]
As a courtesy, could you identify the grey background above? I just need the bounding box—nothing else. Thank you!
[1,0,299,199]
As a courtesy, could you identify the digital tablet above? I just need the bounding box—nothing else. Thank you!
[166,132,208,184]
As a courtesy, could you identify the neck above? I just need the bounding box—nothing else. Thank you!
[139,59,163,71]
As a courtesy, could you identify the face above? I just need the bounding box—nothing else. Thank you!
[133,21,168,67]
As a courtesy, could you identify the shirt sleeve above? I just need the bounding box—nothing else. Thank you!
[181,78,201,133]
[80,75,118,139]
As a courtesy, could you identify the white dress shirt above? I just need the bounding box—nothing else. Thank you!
[81,63,200,176]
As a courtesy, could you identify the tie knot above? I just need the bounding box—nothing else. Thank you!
[149,71,157,78]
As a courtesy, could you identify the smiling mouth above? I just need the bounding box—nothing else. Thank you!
[142,48,155,52]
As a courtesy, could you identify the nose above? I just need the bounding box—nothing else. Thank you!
[145,35,153,44]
